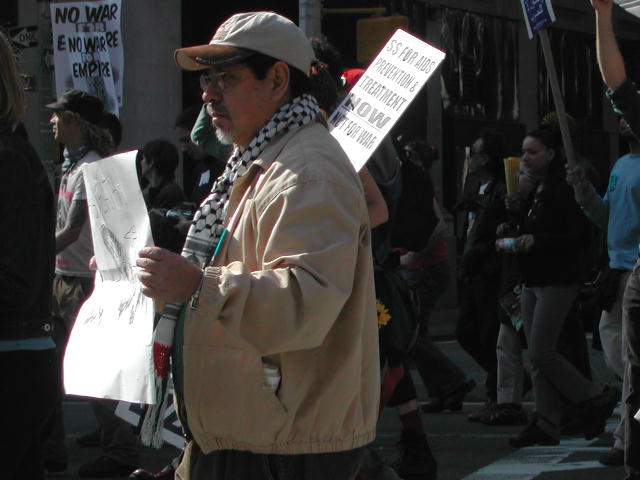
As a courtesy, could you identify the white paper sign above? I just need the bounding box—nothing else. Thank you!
[328,29,445,172]
[50,0,122,115]
[64,151,155,404]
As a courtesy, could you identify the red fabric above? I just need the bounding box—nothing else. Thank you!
[153,343,171,378]
[406,238,449,270]
[399,408,425,436]
[378,364,405,419]
[342,68,365,91]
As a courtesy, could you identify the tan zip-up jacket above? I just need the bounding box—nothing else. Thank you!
[181,121,380,455]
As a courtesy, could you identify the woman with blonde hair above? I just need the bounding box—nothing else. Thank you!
[0,32,58,480]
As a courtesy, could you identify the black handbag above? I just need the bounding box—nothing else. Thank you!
[375,267,419,366]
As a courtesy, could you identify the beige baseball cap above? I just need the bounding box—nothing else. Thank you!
[174,11,314,76]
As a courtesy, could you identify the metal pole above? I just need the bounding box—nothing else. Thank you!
[299,0,322,39]
[538,29,583,202]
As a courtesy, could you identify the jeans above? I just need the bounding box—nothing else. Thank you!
[1,349,58,480]
[177,442,367,480]
[521,284,595,439]
[456,274,501,400]
[622,264,640,476]
[599,270,631,451]
[403,262,468,399]
[92,398,139,465]
[45,275,94,463]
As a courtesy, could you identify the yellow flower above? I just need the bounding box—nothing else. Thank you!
[377,300,391,328]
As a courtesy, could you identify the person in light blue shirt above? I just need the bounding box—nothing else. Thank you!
[567,116,640,467]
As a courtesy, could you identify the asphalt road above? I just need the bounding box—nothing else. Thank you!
[47,331,626,480]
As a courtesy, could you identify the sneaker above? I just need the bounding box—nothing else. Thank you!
[77,428,101,447]
[509,422,559,447]
[422,379,476,414]
[481,403,528,426]
[129,464,176,480]
[560,413,585,436]
[598,447,624,466]
[78,456,137,478]
[468,399,496,423]
[357,447,404,480]
[390,430,437,480]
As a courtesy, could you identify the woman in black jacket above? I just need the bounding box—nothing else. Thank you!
[455,130,508,421]
[508,126,617,447]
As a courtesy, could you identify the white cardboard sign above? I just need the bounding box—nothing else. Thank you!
[50,0,122,115]
[328,29,445,172]
[64,151,155,404]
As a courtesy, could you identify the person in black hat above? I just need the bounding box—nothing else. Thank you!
[43,90,140,478]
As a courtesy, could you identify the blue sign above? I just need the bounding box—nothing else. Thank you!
[520,0,556,39]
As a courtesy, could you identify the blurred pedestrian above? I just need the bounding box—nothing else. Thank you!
[591,1,640,478]
[455,130,508,422]
[45,90,140,477]
[0,30,57,480]
[175,106,228,202]
[140,140,187,253]
[398,140,476,417]
[566,107,640,465]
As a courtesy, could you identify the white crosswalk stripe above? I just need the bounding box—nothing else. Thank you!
[462,409,621,479]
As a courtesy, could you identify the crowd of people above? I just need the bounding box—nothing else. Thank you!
[2,1,640,480]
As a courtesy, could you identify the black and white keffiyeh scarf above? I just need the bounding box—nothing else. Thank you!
[141,93,320,447]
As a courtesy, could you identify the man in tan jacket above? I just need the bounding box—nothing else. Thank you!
[136,12,379,480]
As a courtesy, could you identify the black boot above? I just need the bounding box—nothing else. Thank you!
[391,430,437,480]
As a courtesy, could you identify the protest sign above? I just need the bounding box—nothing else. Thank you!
[50,0,122,115]
[328,29,445,172]
[64,151,155,404]
[115,389,186,449]
[520,0,556,39]
[518,0,579,175]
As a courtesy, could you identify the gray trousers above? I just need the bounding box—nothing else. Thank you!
[177,441,366,480]
[521,284,596,439]
[402,262,469,399]
[92,399,138,465]
[621,265,640,476]
[599,270,631,450]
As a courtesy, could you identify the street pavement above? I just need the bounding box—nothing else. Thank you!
[47,308,626,480]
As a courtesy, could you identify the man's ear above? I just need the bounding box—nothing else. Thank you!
[269,61,290,102]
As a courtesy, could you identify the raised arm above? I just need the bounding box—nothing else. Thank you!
[592,0,627,90]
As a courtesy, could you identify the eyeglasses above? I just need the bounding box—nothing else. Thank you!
[200,65,246,92]
[467,151,488,160]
